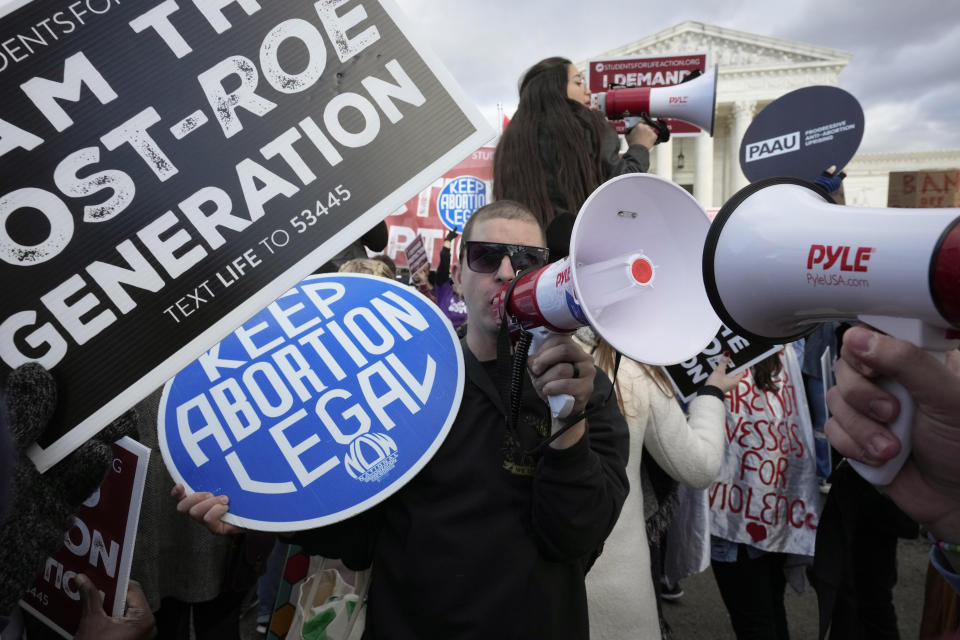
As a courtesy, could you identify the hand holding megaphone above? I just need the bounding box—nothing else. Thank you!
[591,66,717,137]
[703,177,960,485]
[826,327,960,534]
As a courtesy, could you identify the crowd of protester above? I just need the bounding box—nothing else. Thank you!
[2,55,960,640]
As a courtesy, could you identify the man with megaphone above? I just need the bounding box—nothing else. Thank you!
[175,200,630,639]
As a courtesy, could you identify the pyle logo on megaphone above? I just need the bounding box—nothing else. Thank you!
[807,244,874,272]
[703,176,960,487]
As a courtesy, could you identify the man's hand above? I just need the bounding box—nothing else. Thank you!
[527,334,596,448]
[74,575,155,640]
[825,325,960,543]
[171,484,243,536]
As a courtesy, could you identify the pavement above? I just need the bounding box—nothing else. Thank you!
[662,536,931,639]
[240,537,933,639]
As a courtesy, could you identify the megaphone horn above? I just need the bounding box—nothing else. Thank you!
[494,173,721,368]
[593,65,717,136]
[703,177,960,344]
[702,176,960,486]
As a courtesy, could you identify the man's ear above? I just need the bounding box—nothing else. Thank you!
[452,261,462,288]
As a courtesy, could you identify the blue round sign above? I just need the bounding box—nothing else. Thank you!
[739,86,864,183]
[437,175,487,232]
[158,273,464,531]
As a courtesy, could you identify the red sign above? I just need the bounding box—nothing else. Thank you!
[384,147,494,269]
[404,235,428,276]
[20,438,149,637]
[587,54,707,135]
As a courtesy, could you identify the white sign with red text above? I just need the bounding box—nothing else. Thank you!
[708,347,820,556]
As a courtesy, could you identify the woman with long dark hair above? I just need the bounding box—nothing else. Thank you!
[493,56,657,258]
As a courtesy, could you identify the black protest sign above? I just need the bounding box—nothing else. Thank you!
[662,324,783,403]
[739,86,863,183]
[0,0,491,470]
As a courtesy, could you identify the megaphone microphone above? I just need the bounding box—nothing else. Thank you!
[592,65,718,137]
[493,173,722,417]
[703,177,960,485]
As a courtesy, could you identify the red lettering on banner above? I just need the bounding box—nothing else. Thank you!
[744,487,762,521]
[782,383,796,416]
[764,420,778,452]
[713,482,816,531]
[739,450,789,488]
[790,423,806,457]
[728,484,743,513]
[709,481,724,508]
[789,499,807,528]
[725,415,741,444]
[903,174,916,194]
[737,417,765,451]
[739,450,760,481]
[728,380,752,415]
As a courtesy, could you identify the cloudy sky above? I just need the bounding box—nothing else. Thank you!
[394,0,960,154]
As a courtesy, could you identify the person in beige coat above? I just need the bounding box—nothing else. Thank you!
[581,331,743,639]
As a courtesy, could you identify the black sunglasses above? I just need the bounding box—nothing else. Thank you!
[464,241,549,274]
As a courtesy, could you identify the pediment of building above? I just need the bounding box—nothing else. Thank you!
[593,21,851,70]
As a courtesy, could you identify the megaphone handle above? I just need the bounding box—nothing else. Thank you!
[529,327,575,419]
[846,350,945,486]
[846,378,914,486]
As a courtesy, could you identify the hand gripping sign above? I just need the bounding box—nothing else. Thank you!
[159,273,464,531]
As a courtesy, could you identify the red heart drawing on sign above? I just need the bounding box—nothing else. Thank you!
[746,522,768,543]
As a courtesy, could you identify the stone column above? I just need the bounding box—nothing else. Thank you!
[729,100,756,195]
[693,133,715,208]
[653,138,674,181]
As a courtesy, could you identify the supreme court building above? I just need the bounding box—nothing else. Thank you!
[581,21,960,209]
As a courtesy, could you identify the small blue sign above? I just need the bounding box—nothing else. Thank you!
[158,274,464,532]
[739,86,864,183]
[437,175,487,232]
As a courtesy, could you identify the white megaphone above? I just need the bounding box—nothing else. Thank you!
[494,173,721,417]
[591,66,717,136]
[702,177,960,485]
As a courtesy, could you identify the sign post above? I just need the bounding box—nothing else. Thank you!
[0,0,492,471]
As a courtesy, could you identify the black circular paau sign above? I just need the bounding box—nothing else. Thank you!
[739,86,864,183]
